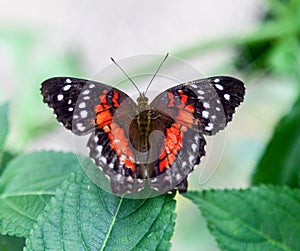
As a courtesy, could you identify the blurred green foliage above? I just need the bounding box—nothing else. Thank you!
[0,27,82,151]
[235,0,300,79]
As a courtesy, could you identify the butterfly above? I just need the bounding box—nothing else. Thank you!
[41,59,245,195]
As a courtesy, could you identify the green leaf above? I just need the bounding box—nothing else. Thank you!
[185,186,300,251]
[0,234,25,251]
[0,103,9,152]
[0,151,80,237]
[26,168,176,251]
[0,151,15,177]
[252,95,300,187]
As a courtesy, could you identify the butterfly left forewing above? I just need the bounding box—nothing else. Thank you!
[41,77,145,194]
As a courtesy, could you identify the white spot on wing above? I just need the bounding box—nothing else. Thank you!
[203,102,210,108]
[68,107,73,112]
[96,145,103,153]
[79,102,86,108]
[224,94,230,100]
[100,156,107,164]
[214,78,220,83]
[202,110,209,118]
[63,84,71,91]
[82,90,90,95]
[189,155,195,163]
[215,84,224,90]
[76,123,86,132]
[205,123,214,131]
[66,78,72,83]
[191,143,197,152]
[151,178,157,183]
[198,90,205,95]
[57,94,64,101]
[80,110,88,118]
[175,173,182,181]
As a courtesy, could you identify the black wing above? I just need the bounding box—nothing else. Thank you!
[151,76,245,135]
[41,77,145,194]
[148,76,245,192]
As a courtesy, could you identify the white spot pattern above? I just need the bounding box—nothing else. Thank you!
[205,123,214,131]
[76,123,86,131]
[191,143,198,152]
[82,90,90,95]
[100,156,107,164]
[79,102,86,108]
[224,94,230,100]
[57,94,64,101]
[63,84,71,91]
[80,110,88,118]
[215,84,224,90]
[202,110,209,118]
[66,78,72,83]
[189,155,195,163]
[96,145,103,153]
[203,102,210,108]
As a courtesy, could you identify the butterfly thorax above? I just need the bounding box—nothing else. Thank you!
[136,92,150,112]
[129,93,152,155]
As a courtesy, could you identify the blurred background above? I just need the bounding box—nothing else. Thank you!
[1,0,299,250]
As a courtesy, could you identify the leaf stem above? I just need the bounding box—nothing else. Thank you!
[99,195,124,251]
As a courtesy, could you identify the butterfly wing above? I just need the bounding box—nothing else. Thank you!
[151,76,245,135]
[149,76,245,192]
[41,77,145,194]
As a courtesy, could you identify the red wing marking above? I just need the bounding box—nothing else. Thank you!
[93,90,135,171]
[94,90,120,129]
[157,90,200,173]
[159,123,187,172]
[103,123,135,172]
[167,91,198,128]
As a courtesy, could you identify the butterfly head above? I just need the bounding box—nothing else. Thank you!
[137,92,150,112]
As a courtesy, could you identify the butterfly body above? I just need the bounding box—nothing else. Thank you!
[41,76,245,194]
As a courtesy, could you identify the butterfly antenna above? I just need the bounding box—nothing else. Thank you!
[110,57,141,94]
[144,53,169,95]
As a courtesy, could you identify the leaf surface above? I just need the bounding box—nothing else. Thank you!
[185,186,300,251]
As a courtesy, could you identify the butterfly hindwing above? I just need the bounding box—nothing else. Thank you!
[147,113,206,193]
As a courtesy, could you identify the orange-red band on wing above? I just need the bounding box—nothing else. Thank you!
[159,123,187,172]
[94,90,120,129]
[103,123,135,172]
[94,90,135,171]
[158,91,199,172]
